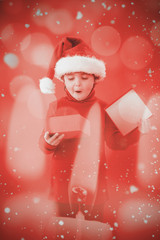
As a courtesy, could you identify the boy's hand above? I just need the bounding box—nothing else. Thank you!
[138,118,151,134]
[44,131,65,146]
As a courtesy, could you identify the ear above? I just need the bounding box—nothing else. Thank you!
[61,75,65,81]
[94,76,100,85]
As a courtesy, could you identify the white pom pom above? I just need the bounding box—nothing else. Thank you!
[39,77,56,94]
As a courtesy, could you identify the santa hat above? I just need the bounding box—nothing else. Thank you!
[39,37,106,94]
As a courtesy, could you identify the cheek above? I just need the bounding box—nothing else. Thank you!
[64,80,72,89]
[86,82,94,91]
[65,83,74,93]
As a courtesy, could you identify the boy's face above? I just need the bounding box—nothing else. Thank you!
[64,72,95,101]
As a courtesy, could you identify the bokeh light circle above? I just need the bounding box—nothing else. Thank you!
[27,89,57,119]
[45,9,74,34]
[118,198,160,233]
[2,193,56,231]
[1,23,28,50]
[31,44,53,68]
[91,26,121,56]
[9,75,35,99]
[4,53,19,69]
[2,0,24,15]
[20,33,53,68]
[120,36,154,70]
[27,89,46,119]
[150,21,160,47]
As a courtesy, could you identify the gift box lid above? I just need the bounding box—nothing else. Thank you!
[105,89,152,136]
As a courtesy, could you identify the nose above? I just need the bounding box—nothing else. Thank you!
[75,77,81,86]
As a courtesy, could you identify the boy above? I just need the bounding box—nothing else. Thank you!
[39,37,140,222]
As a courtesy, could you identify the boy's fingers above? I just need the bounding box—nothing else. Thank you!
[57,134,65,141]
[138,119,150,134]
[52,134,65,146]
[44,132,58,140]
[45,132,65,146]
[49,132,59,141]
[44,131,50,141]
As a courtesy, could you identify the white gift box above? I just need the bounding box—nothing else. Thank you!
[48,114,90,139]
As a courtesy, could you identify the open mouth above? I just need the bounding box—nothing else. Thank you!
[75,91,82,93]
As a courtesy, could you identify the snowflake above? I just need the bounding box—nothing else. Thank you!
[4,207,10,213]
[102,3,106,9]
[114,222,118,227]
[58,220,64,226]
[25,24,30,28]
[76,11,83,20]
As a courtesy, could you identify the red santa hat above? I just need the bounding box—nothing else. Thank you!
[39,37,106,94]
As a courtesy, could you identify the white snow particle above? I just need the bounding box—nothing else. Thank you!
[59,220,64,226]
[111,20,115,24]
[76,11,83,20]
[14,147,20,152]
[144,219,148,224]
[36,9,41,16]
[107,6,112,11]
[114,222,118,227]
[84,210,88,213]
[151,126,157,130]
[4,207,10,213]
[33,197,40,204]
[102,3,106,8]
[130,185,139,193]
[25,24,30,28]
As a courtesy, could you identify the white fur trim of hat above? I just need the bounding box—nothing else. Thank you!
[55,55,106,82]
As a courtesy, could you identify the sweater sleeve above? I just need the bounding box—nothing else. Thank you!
[105,113,140,150]
[39,102,57,154]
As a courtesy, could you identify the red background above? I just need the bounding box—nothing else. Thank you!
[0,0,160,239]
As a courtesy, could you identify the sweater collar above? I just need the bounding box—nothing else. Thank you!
[64,86,96,103]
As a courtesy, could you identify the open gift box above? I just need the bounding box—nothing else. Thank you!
[105,89,152,136]
[47,114,90,139]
